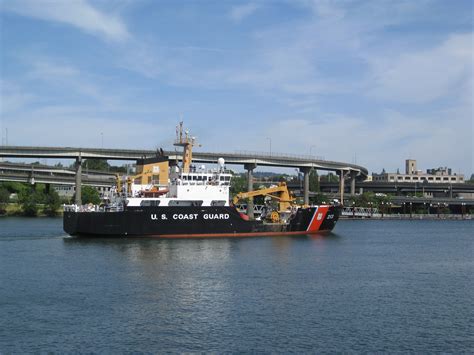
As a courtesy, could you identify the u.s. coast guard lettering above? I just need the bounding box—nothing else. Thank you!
[151,213,230,221]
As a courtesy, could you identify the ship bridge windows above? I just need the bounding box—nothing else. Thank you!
[169,200,203,207]
[211,200,226,206]
[140,200,161,207]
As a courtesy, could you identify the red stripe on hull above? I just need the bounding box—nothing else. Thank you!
[306,206,329,233]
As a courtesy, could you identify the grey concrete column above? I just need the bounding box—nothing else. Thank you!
[338,169,345,205]
[300,167,311,206]
[75,156,82,205]
[350,171,357,195]
[244,163,257,219]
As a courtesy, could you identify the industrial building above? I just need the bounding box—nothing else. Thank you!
[372,159,464,184]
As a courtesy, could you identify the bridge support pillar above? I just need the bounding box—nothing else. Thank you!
[75,155,82,205]
[338,169,346,205]
[300,167,311,206]
[350,171,357,195]
[244,163,257,219]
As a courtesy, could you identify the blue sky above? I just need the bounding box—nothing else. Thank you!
[0,0,472,175]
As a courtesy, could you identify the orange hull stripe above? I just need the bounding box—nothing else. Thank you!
[306,206,329,233]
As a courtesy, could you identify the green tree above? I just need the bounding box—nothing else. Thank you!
[230,175,248,196]
[309,169,320,192]
[0,187,10,214]
[19,187,40,217]
[43,189,61,216]
[320,173,339,183]
[81,186,101,205]
[310,192,327,204]
[0,181,28,194]
[0,187,9,203]
[83,159,110,171]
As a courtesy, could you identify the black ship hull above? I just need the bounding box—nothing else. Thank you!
[64,205,340,238]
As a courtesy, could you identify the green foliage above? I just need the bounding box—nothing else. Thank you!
[43,189,61,216]
[346,192,392,208]
[310,193,327,204]
[0,181,28,194]
[230,175,248,196]
[309,169,320,192]
[81,186,101,205]
[0,187,9,215]
[109,165,127,173]
[83,159,110,171]
[80,159,126,173]
[18,187,39,216]
[320,173,339,183]
[0,187,9,204]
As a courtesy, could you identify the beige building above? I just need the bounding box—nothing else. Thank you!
[373,159,464,184]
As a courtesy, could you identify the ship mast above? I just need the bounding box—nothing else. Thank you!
[174,121,197,173]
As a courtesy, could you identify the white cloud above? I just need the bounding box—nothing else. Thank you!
[230,3,260,22]
[257,107,472,175]
[368,33,473,103]
[2,111,174,150]
[0,80,37,114]
[1,0,130,42]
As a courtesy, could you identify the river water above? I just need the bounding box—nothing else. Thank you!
[0,217,472,352]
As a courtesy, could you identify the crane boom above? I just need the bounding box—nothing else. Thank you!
[232,182,295,212]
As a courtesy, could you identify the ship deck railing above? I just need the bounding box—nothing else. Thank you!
[63,204,124,213]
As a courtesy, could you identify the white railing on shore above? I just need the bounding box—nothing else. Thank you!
[341,212,472,220]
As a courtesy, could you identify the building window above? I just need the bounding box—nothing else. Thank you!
[140,200,161,207]
[169,200,203,207]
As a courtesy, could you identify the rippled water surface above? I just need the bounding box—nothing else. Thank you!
[0,217,473,352]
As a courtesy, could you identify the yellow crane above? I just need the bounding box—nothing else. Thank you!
[232,182,295,222]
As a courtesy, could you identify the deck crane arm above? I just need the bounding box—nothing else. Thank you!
[232,182,295,212]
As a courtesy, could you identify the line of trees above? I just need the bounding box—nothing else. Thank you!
[0,182,62,216]
[0,182,104,217]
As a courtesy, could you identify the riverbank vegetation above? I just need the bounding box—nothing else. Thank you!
[0,182,104,217]
[0,182,64,217]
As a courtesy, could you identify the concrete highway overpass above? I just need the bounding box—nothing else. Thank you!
[0,145,369,205]
[0,145,368,175]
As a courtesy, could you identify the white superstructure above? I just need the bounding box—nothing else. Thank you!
[126,164,233,207]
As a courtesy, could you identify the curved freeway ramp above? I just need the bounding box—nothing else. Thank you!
[0,145,368,179]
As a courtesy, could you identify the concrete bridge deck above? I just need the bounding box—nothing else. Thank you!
[0,145,368,206]
[0,145,368,175]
